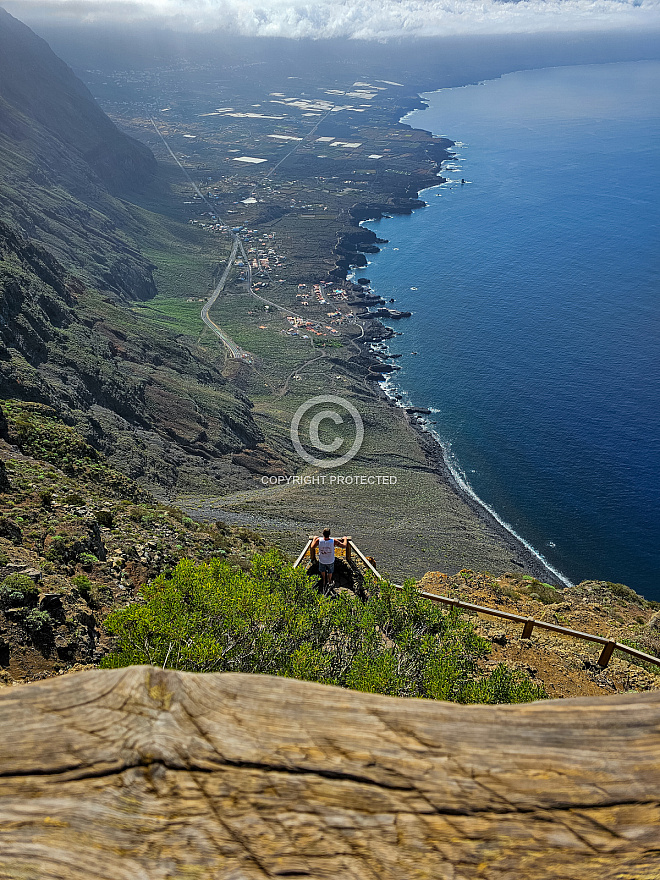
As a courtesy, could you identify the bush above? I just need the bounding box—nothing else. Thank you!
[0,573,39,608]
[102,551,545,704]
[71,573,92,600]
[606,582,646,606]
[23,608,51,634]
[45,535,68,562]
[95,510,114,528]
[64,493,84,506]
[79,552,99,568]
[519,578,559,605]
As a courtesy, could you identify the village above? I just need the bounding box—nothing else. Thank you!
[185,217,362,345]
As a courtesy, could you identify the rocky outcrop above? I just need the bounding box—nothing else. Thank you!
[0,666,658,879]
[331,227,388,277]
[0,460,9,493]
[349,197,428,224]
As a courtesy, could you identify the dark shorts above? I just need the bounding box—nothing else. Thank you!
[319,561,334,574]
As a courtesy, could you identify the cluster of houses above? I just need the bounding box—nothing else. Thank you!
[279,283,355,340]
[295,283,349,307]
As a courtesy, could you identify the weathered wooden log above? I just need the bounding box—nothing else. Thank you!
[1,666,659,879]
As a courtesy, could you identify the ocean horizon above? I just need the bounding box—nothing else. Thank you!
[363,60,660,598]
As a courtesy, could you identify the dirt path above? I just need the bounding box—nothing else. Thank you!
[277,354,327,397]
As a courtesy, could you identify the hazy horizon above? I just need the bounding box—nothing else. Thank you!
[4,0,660,40]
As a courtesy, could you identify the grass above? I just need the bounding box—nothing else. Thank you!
[134,296,208,337]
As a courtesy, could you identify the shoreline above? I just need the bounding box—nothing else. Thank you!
[348,102,572,590]
[374,382,572,588]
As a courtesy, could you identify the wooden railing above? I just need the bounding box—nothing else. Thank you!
[294,538,660,671]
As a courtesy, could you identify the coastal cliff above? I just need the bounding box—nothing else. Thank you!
[3,10,656,688]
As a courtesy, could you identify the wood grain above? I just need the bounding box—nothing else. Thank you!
[1,666,659,879]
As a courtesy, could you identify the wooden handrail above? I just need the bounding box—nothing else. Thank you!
[293,540,660,671]
[409,589,660,670]
[300,536,381,580]
[349,542,382,581]
[293,539,313,570]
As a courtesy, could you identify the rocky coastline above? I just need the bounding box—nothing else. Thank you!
[336,129,569,588]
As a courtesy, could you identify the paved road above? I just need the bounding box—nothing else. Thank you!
[201,237,252,361]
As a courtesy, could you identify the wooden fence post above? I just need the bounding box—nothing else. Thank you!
[598,641,617,668]
[345,537,352,564]
[522,618,535,640]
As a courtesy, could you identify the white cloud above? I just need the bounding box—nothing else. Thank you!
[9,0,660,36]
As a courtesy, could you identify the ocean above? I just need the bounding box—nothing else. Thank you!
[363,60,660,598]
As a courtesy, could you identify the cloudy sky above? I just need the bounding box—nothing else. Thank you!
[6,0,660,37]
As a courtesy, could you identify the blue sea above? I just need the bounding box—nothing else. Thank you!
[363,61,660,598]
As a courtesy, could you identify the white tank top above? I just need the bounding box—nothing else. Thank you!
[318,538,335,564]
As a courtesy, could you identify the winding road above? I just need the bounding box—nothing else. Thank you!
[152,118,366,365]
[200,237,252,360]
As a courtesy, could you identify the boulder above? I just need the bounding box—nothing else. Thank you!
[0,515,21,544]
[0,667,659,878]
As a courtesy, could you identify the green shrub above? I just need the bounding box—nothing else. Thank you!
[102,551,545,704]
[71,573,92,600]
[0,573,39,608]
[64,493,84,506]
[606,582,646,606]
[5,407,102,470]
[79,552,99,568]
[45,536,68,562]
[521,579,559,605]
[95,510,114,528]
[23,608,51,634]
[39,490,53,508]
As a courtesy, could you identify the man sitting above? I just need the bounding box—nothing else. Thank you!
[311,528,348,591]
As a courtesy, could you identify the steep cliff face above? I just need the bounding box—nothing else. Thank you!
[0,11,269,493]
[0,223,263,490]
[0,6,155,193]
[0,7,157,300]
[0,666,658,879]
